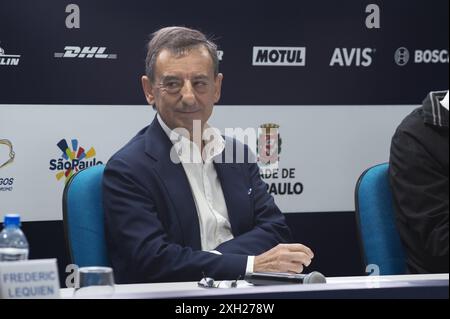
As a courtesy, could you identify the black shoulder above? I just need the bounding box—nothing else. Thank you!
[107,126,149,166]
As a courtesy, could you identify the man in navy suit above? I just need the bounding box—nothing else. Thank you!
[103,26,314,283]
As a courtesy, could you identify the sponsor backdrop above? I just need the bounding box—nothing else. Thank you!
[0,0,448,283]
[0,104,415,220]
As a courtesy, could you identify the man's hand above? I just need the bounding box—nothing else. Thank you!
[253,244,314,273]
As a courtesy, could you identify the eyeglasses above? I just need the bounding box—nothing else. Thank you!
[197,273,240,289]
[157,76,213,95]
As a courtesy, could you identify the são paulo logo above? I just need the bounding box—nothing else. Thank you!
[49,138,103,183]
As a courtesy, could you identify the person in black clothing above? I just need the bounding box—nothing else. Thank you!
[389,90,449,274]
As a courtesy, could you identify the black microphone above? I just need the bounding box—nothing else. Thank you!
[245,271,326,285]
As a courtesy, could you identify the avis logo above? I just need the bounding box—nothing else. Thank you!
[49,139,103,182]
[54,46,117,59]
[0,46,21,66]
[257,123,282,169]
[253,47,306,66]
[330,48,375,67]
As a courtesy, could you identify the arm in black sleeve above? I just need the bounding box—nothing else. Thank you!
[390,128,449,257]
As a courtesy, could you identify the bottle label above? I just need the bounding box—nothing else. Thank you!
[0,248,29,261]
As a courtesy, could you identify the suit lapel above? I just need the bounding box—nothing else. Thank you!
[144,118,201,250]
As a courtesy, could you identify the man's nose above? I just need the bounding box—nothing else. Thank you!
[180,81,196,105]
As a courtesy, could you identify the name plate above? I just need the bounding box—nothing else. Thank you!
[0,259,60,299]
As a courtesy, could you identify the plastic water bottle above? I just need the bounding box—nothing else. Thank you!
[0,214,29,261]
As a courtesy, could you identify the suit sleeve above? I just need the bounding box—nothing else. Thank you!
[103,157,247,283]
[215,161,293,255]
[390,128,449,257]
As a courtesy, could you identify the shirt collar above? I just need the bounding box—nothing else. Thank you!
[157,113,225,163]
[422,91,449,128]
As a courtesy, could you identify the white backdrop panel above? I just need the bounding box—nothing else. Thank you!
[0,104,416,221]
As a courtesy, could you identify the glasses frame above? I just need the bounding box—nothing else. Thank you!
[156,76,213,95]
[197,273,240,289]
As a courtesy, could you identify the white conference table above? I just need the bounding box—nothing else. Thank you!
[60,273,449,299]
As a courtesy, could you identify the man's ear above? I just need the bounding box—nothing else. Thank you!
[141,75,156,106]
[214,73,223,103]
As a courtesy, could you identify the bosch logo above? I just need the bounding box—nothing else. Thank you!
[394,47,410,66]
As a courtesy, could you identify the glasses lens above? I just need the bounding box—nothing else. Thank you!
[160,78,211,94]
[160,79,183,94]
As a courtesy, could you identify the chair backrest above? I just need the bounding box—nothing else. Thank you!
[63,164,110,267]
[355,163,406,275]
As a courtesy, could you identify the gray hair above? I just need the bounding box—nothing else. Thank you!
[145,26,219,82]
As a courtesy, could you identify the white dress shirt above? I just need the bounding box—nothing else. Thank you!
[157,114,254,273]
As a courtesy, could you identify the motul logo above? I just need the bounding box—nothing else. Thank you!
[252,47,306,66]
[54,46,117,59]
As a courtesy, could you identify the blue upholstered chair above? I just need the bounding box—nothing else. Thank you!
[63,164,110,267]
[355,163,406,275]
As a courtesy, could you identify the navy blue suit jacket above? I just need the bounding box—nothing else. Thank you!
[103,117,292,283]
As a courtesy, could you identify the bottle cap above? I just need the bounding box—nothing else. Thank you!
[4,214,20,227]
